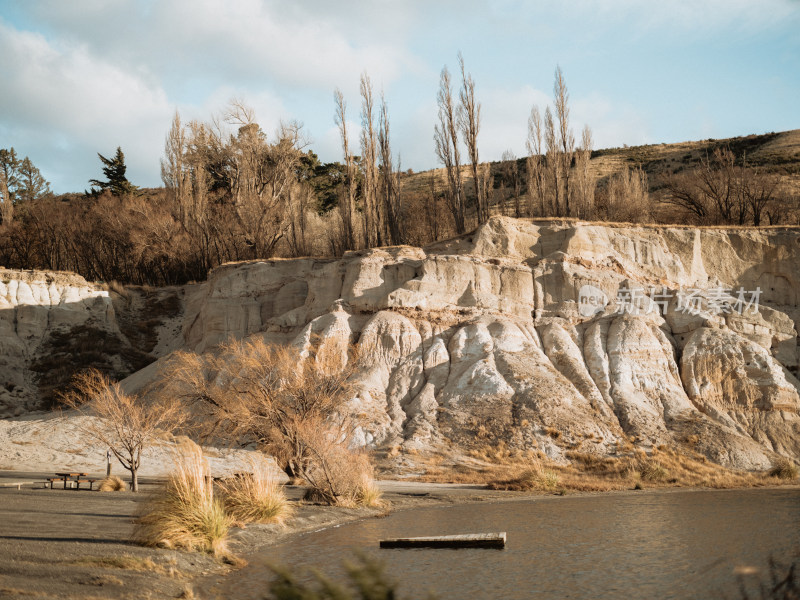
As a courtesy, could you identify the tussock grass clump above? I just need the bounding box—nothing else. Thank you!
[354,477,384,508]
[487,460,560,492]
[769,458,798,480]
[97,475,127,492]
[135,441,232,557]
[639,460,669,482]
[218,458,291,525]
[479,445,786,493]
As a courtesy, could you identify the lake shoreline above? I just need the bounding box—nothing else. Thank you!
[0,471,796,599]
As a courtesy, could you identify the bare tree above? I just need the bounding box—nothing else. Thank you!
[378,94,403,245]
[434,66,466,233]
[573,125,595,218]
[457,53,486,224]
[60,370,186,491]
[661,146,767,225]
[425,170,442,241]
[553,66,575,217]
[360,74,380,248]
[161,111,191,227]
[743,162,781,226]
[334,88,358,250]
[163,338,359,485]
[603,166,650,223]
[219,101,306,257]
[526,106,546,217]
[544,106,559,216]
[501,150,521,217]
[0,148,19,226]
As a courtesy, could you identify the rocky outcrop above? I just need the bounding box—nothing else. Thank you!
[3,218,799,469]
[0,269,116,415]
[0,269,184,415]
[175,218,800,469]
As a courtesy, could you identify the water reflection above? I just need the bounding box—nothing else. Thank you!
[223,489,800,600]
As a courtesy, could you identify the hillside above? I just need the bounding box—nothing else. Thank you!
[400,129,800,225]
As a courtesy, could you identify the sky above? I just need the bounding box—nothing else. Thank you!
[0,0,798,193]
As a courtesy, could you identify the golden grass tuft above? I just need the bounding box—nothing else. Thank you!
[97,475,127,492]
[487,460,560,492]
[639,460,670,482]
[475,445,791,493]
[218,458,292,525]
[354,476,384,508]
[769,457,798,480]
[69,554,169,574]
[134,441,232,557]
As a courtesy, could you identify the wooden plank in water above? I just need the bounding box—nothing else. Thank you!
[380,532,506,549]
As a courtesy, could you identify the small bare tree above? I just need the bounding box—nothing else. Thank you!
[0,166,10,226]
[161,111,191,227]
[0,148,19,226]
[424,170,442,241]
[501,150,521,217]
[603,166,650,223]
[60,370,186,491]
[743,162,781,226]
[526,106,546,216]
[573,125,595,218]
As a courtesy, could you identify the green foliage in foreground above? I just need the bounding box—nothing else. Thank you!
[267,554,436,600]
[265,554,799,600]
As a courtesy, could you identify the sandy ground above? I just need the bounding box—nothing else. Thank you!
[0,411,274,478]
[0,471,522,600]
[3,469,798,600]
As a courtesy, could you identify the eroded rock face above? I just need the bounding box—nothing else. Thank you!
[172,218,800,469]
[0,269,115,415]
[4,218,800,469]
[0,269,186,415]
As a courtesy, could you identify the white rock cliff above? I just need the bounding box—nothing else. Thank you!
[2,218,799,469]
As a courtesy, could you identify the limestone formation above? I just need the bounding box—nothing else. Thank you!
[2,218,799,469]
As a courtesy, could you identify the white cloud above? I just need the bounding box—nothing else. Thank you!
[0,20,173,189]
[478,85,551,162]
[24,0,420,92]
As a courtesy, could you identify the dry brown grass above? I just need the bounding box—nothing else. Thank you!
[488,460,560,492]
[70,555,169,574]
[134,441,232,558]
[218,457,291,525]
[413,445,787,493]
[97,475,126,492]
[354,477,384,508]
[769,458,799,480]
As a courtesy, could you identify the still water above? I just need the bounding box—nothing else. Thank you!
[225,489,800,599]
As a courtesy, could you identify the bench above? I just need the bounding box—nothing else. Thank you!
[48,473,91,490]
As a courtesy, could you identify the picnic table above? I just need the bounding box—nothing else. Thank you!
[48,472,96,490]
